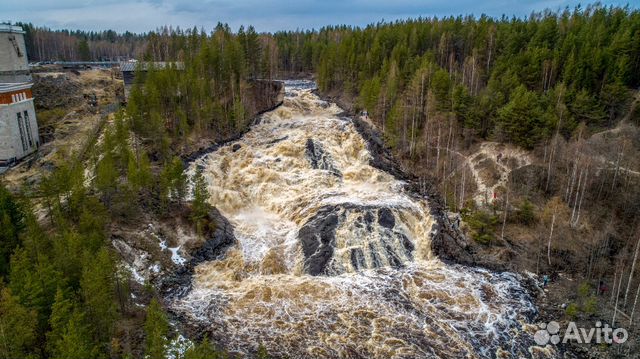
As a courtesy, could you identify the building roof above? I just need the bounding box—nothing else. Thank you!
[120,61,184,72]
[0,25,25,34]
[0,82,33,93]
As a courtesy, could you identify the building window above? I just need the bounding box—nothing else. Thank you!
[23,110,33,147]
[16,112,27,152]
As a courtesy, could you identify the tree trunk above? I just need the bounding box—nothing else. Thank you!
[611,143,624,191]
[501,180,509,241]
[625,234,640,307]
[572,167,588,227]
[613,270,624,327]
[436,120,441,178]
[631,280,640,327]
[570,168,583,224]
[611,269,619,305]
[547,213,556,266]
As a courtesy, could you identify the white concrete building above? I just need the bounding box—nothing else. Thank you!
[0,25,31,83]
[0,25,39,166]
[0,83,39,165]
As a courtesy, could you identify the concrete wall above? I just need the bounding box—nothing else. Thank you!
[0,29,31,83]
[0,100,39,164]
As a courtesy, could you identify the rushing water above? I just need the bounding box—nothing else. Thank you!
[173,81,546,358]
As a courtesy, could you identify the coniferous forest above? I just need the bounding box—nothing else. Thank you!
[2,4,640,359]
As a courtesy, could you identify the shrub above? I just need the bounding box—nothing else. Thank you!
[577,282,592,298]
[463,210,498,245]
[516,199,536,225]
[582,296,598,315]
[566,303,579,319]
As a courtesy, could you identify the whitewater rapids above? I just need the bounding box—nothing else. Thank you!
[173,81,543,358]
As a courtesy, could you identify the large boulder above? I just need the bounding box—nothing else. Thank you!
[298,204,415,275]
[160,207,236,298]
[305,138,342,177]
[298,206,340,275]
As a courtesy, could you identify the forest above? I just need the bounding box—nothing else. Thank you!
[1,23,273,359]
[271,7,640,341]
[2,3,640,358]
[276,5,639,147]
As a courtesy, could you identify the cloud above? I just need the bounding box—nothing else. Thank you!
[0,0,634,33]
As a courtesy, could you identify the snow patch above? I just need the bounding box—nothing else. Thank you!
[166,334,193,359]
[169,246,187,265]
[148,223,187,266]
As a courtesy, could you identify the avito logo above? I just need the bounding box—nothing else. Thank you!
[534,321,628,345]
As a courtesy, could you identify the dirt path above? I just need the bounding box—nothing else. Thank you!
[465,142,533,206]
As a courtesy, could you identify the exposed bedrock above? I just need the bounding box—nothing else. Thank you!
[160,207,237,298]
[298,204,416,276]
[304,138,342,177]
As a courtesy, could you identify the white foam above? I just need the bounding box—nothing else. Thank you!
[174,80,540,358]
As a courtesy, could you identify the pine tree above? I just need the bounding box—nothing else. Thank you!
[80,248,117,345]
[52,309,97,359]
[9,247,60,331]
[183,337,224,359]
[144,298,169,359]
[77,39,91,61]
[496,85,548,148]
[0,185,24,278]
[45,276,100,357]
[191,167,211,233]
[47,288,77,358]
[95,152,119,206]
[0,287,37,359]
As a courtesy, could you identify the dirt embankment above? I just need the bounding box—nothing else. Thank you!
[1,69,123,191]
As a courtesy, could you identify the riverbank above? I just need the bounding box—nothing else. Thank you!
[180,80,285,162]
[316,88,509,272]
[316,86,640,359]
[160,81,545,358]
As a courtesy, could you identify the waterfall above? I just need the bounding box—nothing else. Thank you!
[172,80,546,359]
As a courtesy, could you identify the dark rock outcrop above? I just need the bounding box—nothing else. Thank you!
[298,204,415,275]
[266,136,288,145]
[298,206,340,275]
[160,207,236,298]
[304,138,342,177]
[349,117,410,181]
[181,80,285,162]
[190,207,236,264]
[377,207,395,229]
[318,92,487,271]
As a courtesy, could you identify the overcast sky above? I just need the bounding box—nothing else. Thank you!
[1,0,634,33]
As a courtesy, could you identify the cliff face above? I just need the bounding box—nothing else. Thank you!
[316,89,481,270]
[181,80,284,160]
[244,79,285,118]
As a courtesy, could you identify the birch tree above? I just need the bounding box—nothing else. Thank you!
[624,232,640,307]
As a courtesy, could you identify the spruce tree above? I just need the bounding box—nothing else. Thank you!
[80,248,117,345]
[0,185,24,278]
[144,298,169,359]
[191,167,211,233]
[0,287,37,359]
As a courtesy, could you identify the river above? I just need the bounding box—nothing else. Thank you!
[171,80,546,358]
